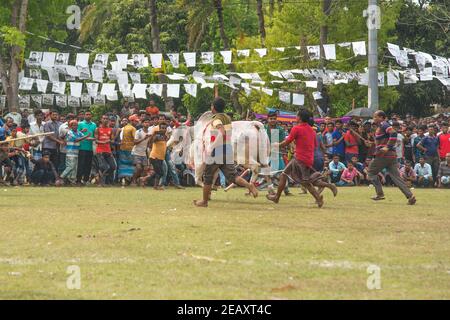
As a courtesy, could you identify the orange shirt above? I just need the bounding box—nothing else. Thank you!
[146,106,160,116]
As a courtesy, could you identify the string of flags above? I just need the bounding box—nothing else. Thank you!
[1,39,449,110]
[22,40,367,71]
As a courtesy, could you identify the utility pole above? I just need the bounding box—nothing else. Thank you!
[366,0,380,110]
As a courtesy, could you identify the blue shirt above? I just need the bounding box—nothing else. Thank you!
[65,130,84,157]
[420,135,439,157]
[331,129,345,156]
[329,161,346,177]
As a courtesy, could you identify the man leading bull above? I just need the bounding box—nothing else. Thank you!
[193,97,258,207]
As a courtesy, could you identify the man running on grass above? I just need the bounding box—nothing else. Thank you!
[194,97,258,207]
[369,110,416,205]
[266,109,337,208]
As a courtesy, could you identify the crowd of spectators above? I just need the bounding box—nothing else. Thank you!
[1,102,449,190]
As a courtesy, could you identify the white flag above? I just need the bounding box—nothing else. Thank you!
[150,53,163,69]
[201,52,214,65]
[167,53,179,68]
[323,44,336,60]
[237,49,250,57]
[91,68,104,83]
[100,83,116,97]
[387,70,400,86]
[52,81,66,95]
[19,78,34,91]
[220,51,232,64]
[262,88,273,96]
[254,48,267,58]
[279,91,291,104]
[86,83,99,97]
[70,82,83,98]
[420,67,433,81]
[147,84,163,96]
[292,93,305,106]
[305,81,318,88]
[132,84,148,99]
[184,84,197,97]
[167,84,180,98]
[352,41,366,56]
[115,54,129,69]
[36,79,49,93]
[75,53,90,68]
[313,91,323,100]
[183,52,196,67]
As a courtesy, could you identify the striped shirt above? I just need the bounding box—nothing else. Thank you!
[65,130,84,157]
[375,121,397,158]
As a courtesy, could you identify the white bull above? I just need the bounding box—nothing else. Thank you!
[169,111,270,186]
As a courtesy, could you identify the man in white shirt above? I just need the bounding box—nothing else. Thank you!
[29,110,46,160]
[414,157,433,187]
[58,113,75,174]
[131,117,151,185]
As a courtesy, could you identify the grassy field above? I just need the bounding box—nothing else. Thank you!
[0,185,449,300]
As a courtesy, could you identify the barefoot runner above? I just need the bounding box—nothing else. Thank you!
[368,110,416,205]
[266,109,336,208]
[194,97,258,207]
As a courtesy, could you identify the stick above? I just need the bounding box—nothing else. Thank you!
[224,168,251,192]
[0,132,54,144]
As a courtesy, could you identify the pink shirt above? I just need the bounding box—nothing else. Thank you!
[341,168,359,181]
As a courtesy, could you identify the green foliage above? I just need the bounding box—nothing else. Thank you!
[0,26,26,48]
[89,104,111,122]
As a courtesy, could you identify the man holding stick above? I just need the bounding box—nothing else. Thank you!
[368,111,416,205]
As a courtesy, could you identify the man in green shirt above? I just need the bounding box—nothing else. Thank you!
[76,111,97,184]
[264,111,291,195]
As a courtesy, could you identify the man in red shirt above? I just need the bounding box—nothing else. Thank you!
[438,122,450,161]
[344,121,360,164]
[267,109,337,208]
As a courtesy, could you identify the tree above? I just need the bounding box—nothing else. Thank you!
[256,0,266,47]
[1,0,73,112]
[0,0,29,112]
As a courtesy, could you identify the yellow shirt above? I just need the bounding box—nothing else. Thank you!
[6,132,28,148]
[149,126,167,160]
[120,124,136,151]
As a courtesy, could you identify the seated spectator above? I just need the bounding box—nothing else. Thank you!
[351,155,364,174]
[437,153,450,188]
[145,100,160,116]
[400,160,417,188]
[328,155,346,183]
[414,157,433,187]
[336,162,363,186]
[30,151,59,186]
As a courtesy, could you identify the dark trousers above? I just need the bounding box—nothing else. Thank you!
[368,157,413,199]
[425,155,440,182]
[77,150,94,183]
[150,158,164,186]
[42,148,59,169]
[31,169,55,185]
[58,152,66,175]
[97,153,117,184]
